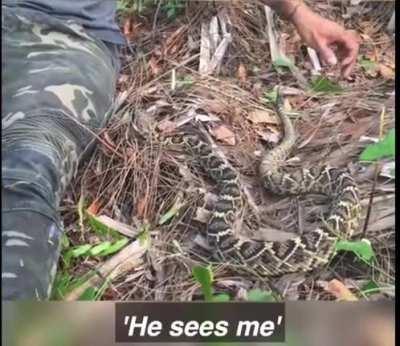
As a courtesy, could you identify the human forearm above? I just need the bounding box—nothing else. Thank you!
[262,0,359,78]
[262,0,349,45]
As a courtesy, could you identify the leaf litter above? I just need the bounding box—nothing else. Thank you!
[58,0,395,302]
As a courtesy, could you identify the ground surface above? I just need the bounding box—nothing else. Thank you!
[55,0,395,301]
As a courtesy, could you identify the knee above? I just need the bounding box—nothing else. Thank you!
[2,148,62,214]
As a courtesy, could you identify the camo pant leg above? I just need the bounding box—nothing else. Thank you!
[1,6,120,299]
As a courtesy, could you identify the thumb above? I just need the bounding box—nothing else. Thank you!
[317,42,338,66]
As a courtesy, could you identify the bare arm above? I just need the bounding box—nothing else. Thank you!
[263,0,360,78]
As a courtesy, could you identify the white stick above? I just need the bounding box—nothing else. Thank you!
[207,34,232,75]
[199,22,211,75]
[307,47,322,74]
[209,16,220,53]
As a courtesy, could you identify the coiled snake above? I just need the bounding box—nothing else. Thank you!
[164,92,361,276]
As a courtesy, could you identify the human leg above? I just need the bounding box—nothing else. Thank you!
[2,7,119,299]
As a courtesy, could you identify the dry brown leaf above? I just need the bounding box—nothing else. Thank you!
[148,56,162,76]
[123,17,132,36]
[202,100,227,114]
[237,63,247,83]
[157,119,177,134]
[342,117,373,140]
[379,64,395,80]
[210,125,236,145]
[325,279,358,301]
[248,109,278,124]
[251,82,263,99]
[87,199,101,216]
[122,17,143,41]
[164,26,187,55]
[136,192,149,219]
[286,95,306,109]
[365,67,379,78]
[257,127,281,144]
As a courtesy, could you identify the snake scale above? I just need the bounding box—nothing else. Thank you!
[165,92,361,276]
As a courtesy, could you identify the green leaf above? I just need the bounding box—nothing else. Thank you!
[310,76,343,94]
[273,56,295,69]
[89,241,112,256]
[69,244,93,258]
[192,265,214,301]
[272,56,297,76]
[87,213,112,237]
[64,238,129,262]
[247,289,276,302]
[163,0,184,19]
[138,223,150,246]
[78,287,98,301]
[158,204,181,225]
[263,88,278,104]
[335,239,375,263]
[98,238,129,257]
[211,294,231,302]
[61,252,72,269]
[360,129,395,161]
[51,271,96,300]
[116,1,127,11]
[86,212,123,239]
[61,233,70,250]
[77,281,110,301]
[359,58,378,73]
[51,273,75,300]
[360,280,380,296]
[177,76,194,88]
[167,8,176,18]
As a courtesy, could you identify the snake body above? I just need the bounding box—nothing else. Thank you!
[166,95,361,275]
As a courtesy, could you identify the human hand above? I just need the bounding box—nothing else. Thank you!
[291,4,360,79]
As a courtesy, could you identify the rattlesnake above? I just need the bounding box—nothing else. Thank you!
[164,92,361,276]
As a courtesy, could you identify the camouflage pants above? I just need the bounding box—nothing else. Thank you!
[2,6,120,299]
